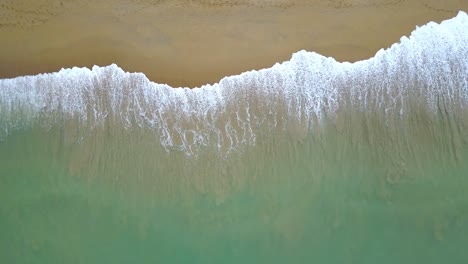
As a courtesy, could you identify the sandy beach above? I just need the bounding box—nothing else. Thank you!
[2,2,468,263]
[0,0,467,87]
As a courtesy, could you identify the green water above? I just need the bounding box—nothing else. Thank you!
[1,12,468,261]
[1,111,468,263]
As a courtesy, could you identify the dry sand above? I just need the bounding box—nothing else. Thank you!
[0,0,467,87]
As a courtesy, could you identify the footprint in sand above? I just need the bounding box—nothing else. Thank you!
[0,0,84,31]
[419,0,465,13]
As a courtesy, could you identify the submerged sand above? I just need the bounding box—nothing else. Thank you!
[0,0,467,87]
[1,4,468,263]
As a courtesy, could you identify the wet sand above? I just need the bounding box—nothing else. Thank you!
[0,0,467,87]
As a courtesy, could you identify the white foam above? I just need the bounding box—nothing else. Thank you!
[1,11,467,156]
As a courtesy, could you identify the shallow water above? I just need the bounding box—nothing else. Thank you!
[1,11,468,264]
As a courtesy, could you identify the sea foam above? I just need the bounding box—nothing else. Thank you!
[0,11,467,156]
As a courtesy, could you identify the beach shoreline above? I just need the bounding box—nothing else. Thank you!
[1,0,467,87]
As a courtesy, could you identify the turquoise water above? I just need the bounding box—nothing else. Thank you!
[1,11,468,264]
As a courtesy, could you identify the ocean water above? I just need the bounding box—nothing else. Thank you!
[1,11,468,264]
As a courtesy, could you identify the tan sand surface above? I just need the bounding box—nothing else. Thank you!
[0,0,467,87]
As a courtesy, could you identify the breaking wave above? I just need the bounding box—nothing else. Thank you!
[2,12,468,263]
[0,11,467,157]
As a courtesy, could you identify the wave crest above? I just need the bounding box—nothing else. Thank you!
[1,11,467,156]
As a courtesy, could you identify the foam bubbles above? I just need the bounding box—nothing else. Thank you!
[0,11,467,156]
